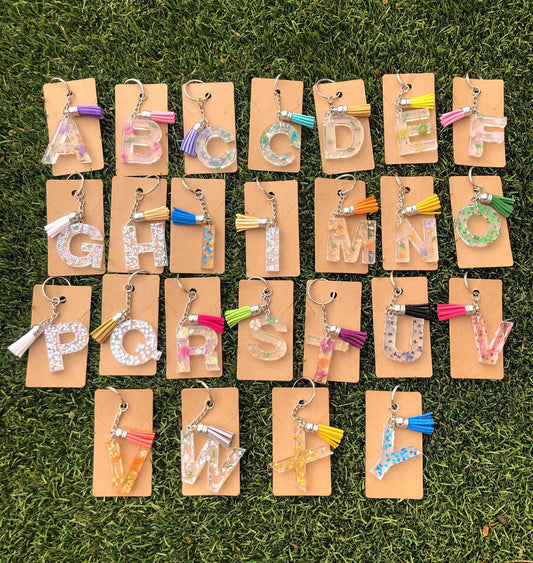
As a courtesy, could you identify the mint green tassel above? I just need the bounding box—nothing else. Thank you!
[490,194,515,218]
[224,306,252,328]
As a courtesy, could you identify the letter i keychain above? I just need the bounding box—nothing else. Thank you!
[120,79,175,165]
[259,74,315,167]
[42,77,104,166]
[171,176,216,269]
[236,179,280,272]
[175,276,224,374]
[123,175,169,271]
[180,79,237,170]
[305,279,367,383]
[44,173,105,270]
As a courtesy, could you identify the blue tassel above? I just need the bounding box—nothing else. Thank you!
[172,207,197,225]
[407,412,434,435]
[289,112,315,129]
[180,122,201,156]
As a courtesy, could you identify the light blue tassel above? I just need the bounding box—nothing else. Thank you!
[281,110,315,129]
[171,207,197,225]
[407,413,434,435]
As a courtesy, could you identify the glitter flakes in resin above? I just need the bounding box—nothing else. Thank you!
[383,314,425,363]
[395,217,438,263]
[56,223,104,268]
[196,126,237,170]
[259,121,300,166]
[202,224,215,269]
[370,425,420,480]
[394,109,437,155]
[265,226,280,271]
[455,203,500,247]
[323,116,364,159]
[44,322,89,372]
[110,319,162,366]
[471,314,513,365]
[305,335,349,383]
[121,118,163,164]
[123,223,168,270]
[469,113,507,157]
[42,118,91,165]
[327,217,376,264]
[248,316,287,361]
[107,437,150,494]
[177,326,220,373]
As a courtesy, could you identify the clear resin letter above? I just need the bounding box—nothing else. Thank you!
[43,322,89,372]
[122,223,168,270]
[110,319,162,366]
[471,314,513,365]
[176,325,220,373]
[305,335,349,383]
[395,217,438,263]
[394,109,437,155]
[42,118,91,164]
[248,316,287,361]
[266,226,280,271]
[327,218,376,264]
[383,315,424,363]
[370,425,420,480]
[121,118,163,164]
[107,438,150,494]
[56,223,104,268]
[469,113,507,157]
[202,224,215,270]
[323,116,364,159]
[196,126,237,170]
[454,203,501,247]
[259,121,300,166]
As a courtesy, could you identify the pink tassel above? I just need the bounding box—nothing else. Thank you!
[197,314,225,334]
[437,304,467,321]
[140,110,175,124]
[338,327,367,349]
[115,428,155,448]
[440,108,469,127]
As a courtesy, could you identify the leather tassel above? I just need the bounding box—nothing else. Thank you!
[316,424,344,448]
[44,212,79,237]
[407,413,434,434]
[172,207,199,225]
[133,206,170,222]
[68,105,105,119]
[91,312,124,344]
[114,428,156,448]
[192,314,225,334]
[399,93,435,110]
[140,110,175,124]
[479,193,515,218]
[180,122,201,156]
[235,214,263,232]
[440,107,471,127]
[404,303,432,321]
[337,104,371,117]
[437,304,473,321]
[342,195,379,215]
[8,325,44,357]
[339,327,367,349]
[197,423,234,449]
[280,110,315,129]
[404,194,441,216]
[224,306,252,328]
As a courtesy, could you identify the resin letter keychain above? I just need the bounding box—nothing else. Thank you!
[45,173,104,270]
[181,381,245,493]
[123,175,169,271]
[91,270,162,366]
[305,279,367,384]
[8,276,89,373]
[175,276,224,374]
[106,387,155,495]
[236,179,280,272]
[120,78,175,165]
[171,176,216,269]
[42,77,104,167]
[326,174,378,265]
[271,378,343,493]
[438,272,513,366]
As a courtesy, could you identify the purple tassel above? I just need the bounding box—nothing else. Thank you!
[69,105,104,119]
[180,122,201,156]
[337,327,367,349]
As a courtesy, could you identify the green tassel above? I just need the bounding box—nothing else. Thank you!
[490,194,515,218]
[224,306,252,328]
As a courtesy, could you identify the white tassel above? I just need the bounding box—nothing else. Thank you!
[8,325,44,357]
[44,212,78,238]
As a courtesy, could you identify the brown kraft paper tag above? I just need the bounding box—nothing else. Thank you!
[93,388,153,497]
[365,390,423,499]
[449,175,512,268]
[371,277,432,378]
[43,78,104,176]
[165,276,223,380]
[303,279,362,384]
[26,284,92,388]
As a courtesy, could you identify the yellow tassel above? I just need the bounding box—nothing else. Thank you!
[415,194,441,215]
[316,424,344,449]
[141,206,170,221]
[90,314,121,344]
[345,104,371,117]
[235,214,260,232]
[409,93,435,110]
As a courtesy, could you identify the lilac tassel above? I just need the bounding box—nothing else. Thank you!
[329,325,367,348]
[196,423,234,449]
[180,122,201,156]
[69,105,104,119]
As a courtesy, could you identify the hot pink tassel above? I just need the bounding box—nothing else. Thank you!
[197,314,225,334]
[338,327,367,349]
[115,428,155,448]
[140,110,175,124]
[437,304,467,321]
[440,108,469,127]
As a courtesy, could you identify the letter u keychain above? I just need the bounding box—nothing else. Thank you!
[44,173,104,269]
[315,78,371,160]
[181,381,245,493]
[271,378,344,492]
[440,73,507,158]
[106,387,155,495]
[175,276,224,373]
[123,175,169,271]
[42,77,104,165]
[8,276,89,372]
[394,73,436,156]
[438,272,513,365]
[120,78,175,165]
[326,173,378,265]
[454,167,515,248]
[306,279,367,383]
[224,277,288,361]
[91,270,162,366]
[236,179,280,272]
[371,385,434,480]
[180,79,237,170]
[171,176,216,269]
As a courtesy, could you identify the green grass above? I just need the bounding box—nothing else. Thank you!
[1,1,532,561]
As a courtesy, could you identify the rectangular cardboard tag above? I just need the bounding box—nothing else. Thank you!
[26,284,92,388]
[165,276,223,380]
[449,175,513,268]
[108,176,168,274]
[236,279,293,381]
[248,77,303,172]
[46,179,106,276]
[43,78,104,176]
[452,77,506,167]
[182,387,242,496]
[314,177,372,274]
[98,274,160,376]
[303,280,362,383]
[313,79,374,174]
[272,387,331,496]
[243,180,300,278]
[383,73,438,164]
[170,177,225,274]
[93,388,153,497]
[182,81,237,174]
[371,277,432,378]
[448,278,509,379]
[365,390,423,499]
[381,176,439,271]
[115,83,170,176]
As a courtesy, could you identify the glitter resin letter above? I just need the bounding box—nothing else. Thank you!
[395,218,438,263]
[107,437,151,494]
[266,226,280,271]
[370,425,420,480]
[327,217,376,264]
[469,113,507,157]
[248,316,287,361]
[177,325,220,373]
[56,223,104,268]
[455,203,500,247]
[202,224,215,269]
[42,118,91,165]
[121,118,163,164]
[305,334,349,383]
[471,314,513,365]
[196,126,237,170]
[259,121,300,166]
[123,223,168,270]
[43,322,89,372]
[394,109,437,155]
[323,115,364,159]
[383,314,424,363]
[110,319,162,366]
[181,429,245,493]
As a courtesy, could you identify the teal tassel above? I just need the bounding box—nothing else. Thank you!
[489,194,515,218]
[289,112,315,129]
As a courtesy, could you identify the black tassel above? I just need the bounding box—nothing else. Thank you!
[404,303,432,321]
